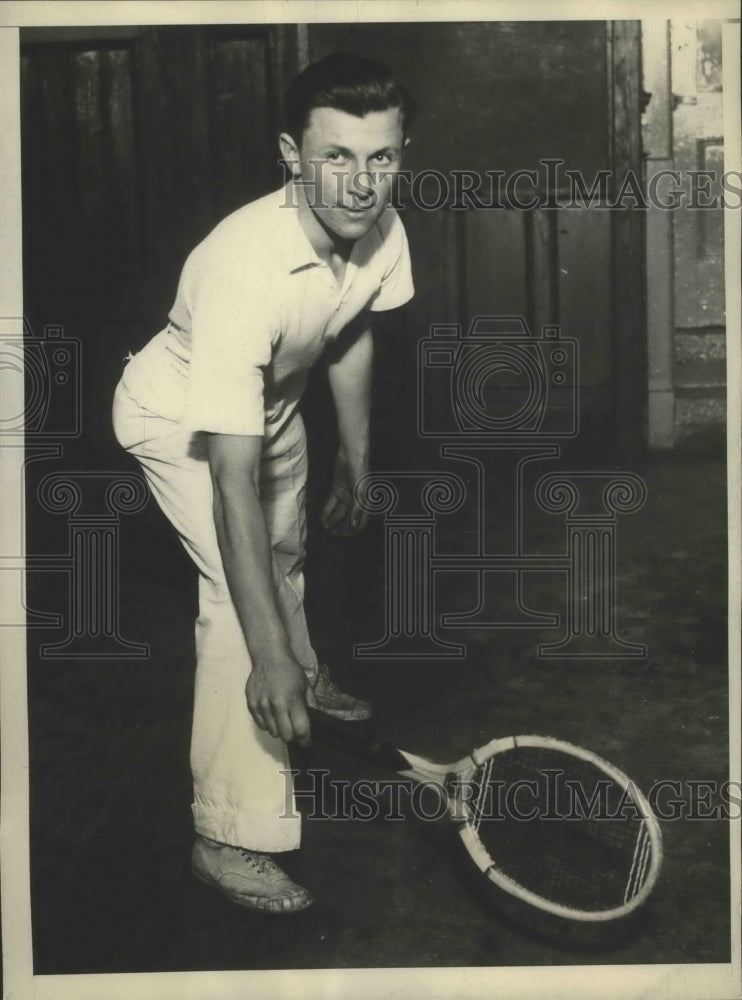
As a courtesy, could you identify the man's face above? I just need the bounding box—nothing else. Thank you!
[282,105,406,243]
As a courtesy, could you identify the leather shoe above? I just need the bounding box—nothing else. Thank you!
[192,837,313,913]
[309,661,373,721]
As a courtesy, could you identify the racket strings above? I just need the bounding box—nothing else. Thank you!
[471,758,493,832]
[465,746,656,913]
[625,824,652,903]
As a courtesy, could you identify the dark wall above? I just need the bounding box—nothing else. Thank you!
[308,21,609,179]
[20,22,644,469]
[308,21,638,457]
[21,24,297,465]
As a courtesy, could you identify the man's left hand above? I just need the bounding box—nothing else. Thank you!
[321,452,368,536]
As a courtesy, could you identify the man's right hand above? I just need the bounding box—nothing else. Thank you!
[206,433,312,749]
[245,653,312,747]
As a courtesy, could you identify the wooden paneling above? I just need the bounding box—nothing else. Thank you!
[20,25,295,461]
[22,46,80,311]
[20,52,47,308]
[71,46,139,289]
[206,29,277,217]
[308,21,609,180]
[558,208,612,387]
[307,20,638,450]
[609,20,646,457]
[526,209,558,332]
[402,206,460,326]
[134,26,214,300]
[20,22,646,459]
[406,201,612,394]
[670,19,725,330]
[22,37,144,322]
[667,20,725,445]
[464,209,527,320]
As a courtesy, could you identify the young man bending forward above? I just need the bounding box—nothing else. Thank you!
[113,54,415,913]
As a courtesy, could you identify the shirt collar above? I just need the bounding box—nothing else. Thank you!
[283,182,326,274]
[282,181,369,278]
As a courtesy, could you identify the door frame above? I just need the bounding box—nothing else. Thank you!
[609,20,647,459]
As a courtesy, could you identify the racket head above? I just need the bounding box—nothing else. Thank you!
[447,734,663,925]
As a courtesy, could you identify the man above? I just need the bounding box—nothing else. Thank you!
[112,53,415,914]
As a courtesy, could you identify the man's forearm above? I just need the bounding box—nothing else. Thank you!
[326,316,374,462]
[212,477,294,666]
[211,472,311,744]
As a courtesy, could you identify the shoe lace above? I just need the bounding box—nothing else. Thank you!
[236,849,274,875]
[319,674,343,698]
[315,663,353,699]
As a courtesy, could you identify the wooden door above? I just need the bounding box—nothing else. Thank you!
[21,21,645,466]
[20,24,298,463]
[307,20,645,459]
[670,18,726,435]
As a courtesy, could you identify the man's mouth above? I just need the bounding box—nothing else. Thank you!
[341,202,374,214]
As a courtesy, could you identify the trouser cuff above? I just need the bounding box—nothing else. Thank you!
[192,804,301,852]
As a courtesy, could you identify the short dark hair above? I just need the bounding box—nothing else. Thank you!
[285,52,416,140]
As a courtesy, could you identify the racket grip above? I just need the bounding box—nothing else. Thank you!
[305,707,411,774]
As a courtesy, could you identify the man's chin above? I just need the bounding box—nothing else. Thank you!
[322,207,385,241]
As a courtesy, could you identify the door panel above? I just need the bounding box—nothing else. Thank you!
[307,21,609,179]
[558,208,612,387]
[671,19,725,329]
[307,20,642,453]
[21,25,296,460]
[21,22,644,461]
[465,209,528,319]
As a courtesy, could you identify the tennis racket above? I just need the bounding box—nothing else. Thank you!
[306,707,663,926]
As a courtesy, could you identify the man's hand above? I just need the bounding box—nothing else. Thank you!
[206,433,314,748]
[246,652,311,746]
[320,451,368,536]
[325,314,373,536]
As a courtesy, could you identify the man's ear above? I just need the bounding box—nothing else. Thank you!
[279,132,301,177]
[403,136,411,152]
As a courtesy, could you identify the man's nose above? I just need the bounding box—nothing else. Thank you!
[346,168,376,204]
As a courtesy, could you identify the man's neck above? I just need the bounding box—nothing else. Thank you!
[293,181,354,264]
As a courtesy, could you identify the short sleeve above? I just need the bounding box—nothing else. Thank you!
[181,244,276,436]
[367,210,414,312]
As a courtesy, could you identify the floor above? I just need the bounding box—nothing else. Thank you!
[25,449,731,974]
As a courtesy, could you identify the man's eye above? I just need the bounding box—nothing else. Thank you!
[373,154,393,166]
[326,152,346,163]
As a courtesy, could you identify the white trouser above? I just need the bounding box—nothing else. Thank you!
[113,353,318,852]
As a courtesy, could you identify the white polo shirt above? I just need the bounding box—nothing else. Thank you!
[132,182,414,439]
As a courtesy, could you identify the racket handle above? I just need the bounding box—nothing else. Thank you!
[306,707,411,774]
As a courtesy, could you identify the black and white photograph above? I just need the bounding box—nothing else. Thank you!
[1,2,740,999]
